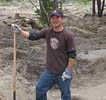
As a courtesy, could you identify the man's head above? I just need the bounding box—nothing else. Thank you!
[50,9,65,28]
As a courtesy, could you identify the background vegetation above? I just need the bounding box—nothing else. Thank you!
[0,0,105,26]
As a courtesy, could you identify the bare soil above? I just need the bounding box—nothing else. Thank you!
[0,4,106,100]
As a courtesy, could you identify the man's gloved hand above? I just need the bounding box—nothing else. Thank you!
[11,24,22,34]
[62,67,72,81]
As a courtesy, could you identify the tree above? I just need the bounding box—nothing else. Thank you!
[92,0,96,16]
[100,0,105,16]
[54,0,62,9]
[92,0,105,17]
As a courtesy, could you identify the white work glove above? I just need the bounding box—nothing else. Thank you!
[62,67,72,81]
[11,24,22,34]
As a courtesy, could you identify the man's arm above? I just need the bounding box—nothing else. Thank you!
[11,24,46,40]
[21,31,30,39]
[62,50,76,81]
[67,49,76,68]
[11,24,30,39]
[62,31,76,81]
[67,58,74,69]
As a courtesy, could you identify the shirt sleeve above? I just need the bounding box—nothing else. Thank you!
[66,31,76,51]
[28,28,47,40]
[66,31,76,59]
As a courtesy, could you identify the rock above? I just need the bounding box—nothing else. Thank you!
[76,49,106,75]
[0,71,35,100]
[77,49,106,62]
[72,94,86,100]
[98,26,106,36]
[70,26,94,37]
[15,13,21,19]
[101,96,106,100]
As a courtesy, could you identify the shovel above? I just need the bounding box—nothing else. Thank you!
[13,32,17,100]
[11,24,17,100]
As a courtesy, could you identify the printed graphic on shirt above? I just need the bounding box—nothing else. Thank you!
[50,38,59,49]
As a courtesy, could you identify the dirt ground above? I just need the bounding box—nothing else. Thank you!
[0,3,106,100]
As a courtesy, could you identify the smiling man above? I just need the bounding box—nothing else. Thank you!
[11,9,76,100]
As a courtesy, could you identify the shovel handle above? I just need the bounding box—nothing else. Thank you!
[13,33,17,100]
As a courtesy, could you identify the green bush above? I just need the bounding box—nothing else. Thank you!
[1,0,9,6]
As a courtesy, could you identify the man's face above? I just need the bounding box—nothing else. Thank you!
[50,15,64,28]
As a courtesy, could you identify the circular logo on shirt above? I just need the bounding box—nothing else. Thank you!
[50,38,59,49]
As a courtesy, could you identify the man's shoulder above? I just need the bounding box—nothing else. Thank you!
[40,27,52,33]
[64,27,75,36]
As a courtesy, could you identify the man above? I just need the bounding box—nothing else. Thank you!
[11,9,76,100]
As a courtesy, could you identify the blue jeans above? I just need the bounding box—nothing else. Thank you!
[36,69,72,100]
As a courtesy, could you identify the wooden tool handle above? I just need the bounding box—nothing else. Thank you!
[13,33,17,100]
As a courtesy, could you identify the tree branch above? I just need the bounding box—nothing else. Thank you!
[101,0,105,16]
[40,1,49,23]
[28,0,40,13]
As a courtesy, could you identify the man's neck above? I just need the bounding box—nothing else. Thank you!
[53,25,64,32]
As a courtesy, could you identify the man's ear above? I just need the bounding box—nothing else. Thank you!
[62,18,65,23]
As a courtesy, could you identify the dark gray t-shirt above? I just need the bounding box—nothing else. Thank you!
[29,27,76,74]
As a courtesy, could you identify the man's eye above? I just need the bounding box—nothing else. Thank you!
[56,16,60,18]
